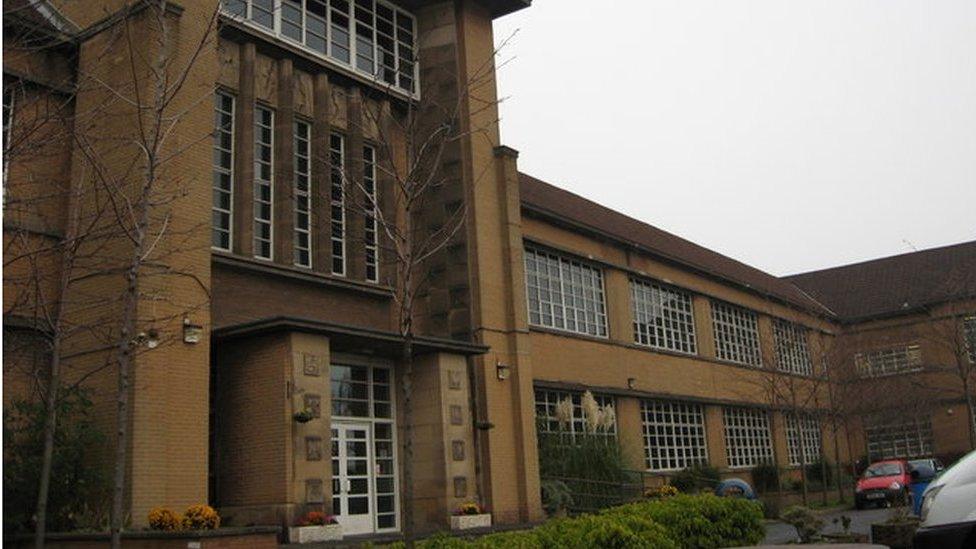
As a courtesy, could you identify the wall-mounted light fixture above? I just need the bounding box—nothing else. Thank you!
[496,361,511,380]
[627,377,636,390]
[136,329,160,349]
[182,317,203,345]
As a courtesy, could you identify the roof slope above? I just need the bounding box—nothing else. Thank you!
[786,241,976,322]
[518,173,831,315]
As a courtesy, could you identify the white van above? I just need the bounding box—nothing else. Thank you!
[914,449,976,549]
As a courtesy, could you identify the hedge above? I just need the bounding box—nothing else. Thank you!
[411,494,763,549]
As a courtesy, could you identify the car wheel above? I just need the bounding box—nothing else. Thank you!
[855,500,865,510]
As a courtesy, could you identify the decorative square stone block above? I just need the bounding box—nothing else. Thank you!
[306,437,323,461]
[448,370,463,390]
[452,440,465,461]
[450,405,463,425]
[306,478,324,503]
[303,394,321,418]
[453,476,467,498]
[303,353,325,376]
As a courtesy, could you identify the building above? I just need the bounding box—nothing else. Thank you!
[3,0,975,539]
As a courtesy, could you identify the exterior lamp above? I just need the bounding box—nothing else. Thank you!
[182,318,203,344]
[627,377,636,390]
[495,361,511,380]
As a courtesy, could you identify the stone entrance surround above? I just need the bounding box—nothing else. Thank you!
[212,327,481,534]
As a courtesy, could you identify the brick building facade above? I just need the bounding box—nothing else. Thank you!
[4,0,975,538]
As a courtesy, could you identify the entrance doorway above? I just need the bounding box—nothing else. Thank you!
[329,358,399,535]
[331,422,373,536]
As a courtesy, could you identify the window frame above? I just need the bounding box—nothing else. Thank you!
[293,118,312,268]
[212,91,236,252]
[865,416,933,460]
[534,388,617,439]
[524,246,609,338]
[630,277,698,354]
[640,399,708,472]
[220,0,420,98]
[773,318,813,376]
[854,344,922,378]
[785,413,822,466]
[363,144,379,283]
[710,300,763,367]
[253,103,275,260]
[722,406,774,469]
[329,132,347,276]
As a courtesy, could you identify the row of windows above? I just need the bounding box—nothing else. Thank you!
[212,92,378,280]
[222,0,417,94]
[524,246,813,372]
[854,345,922,378]
[535,389,822,471]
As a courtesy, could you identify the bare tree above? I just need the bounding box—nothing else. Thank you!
[4,2,218,546]
[340,33,514,544]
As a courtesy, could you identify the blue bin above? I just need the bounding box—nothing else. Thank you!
[911,480,930,515]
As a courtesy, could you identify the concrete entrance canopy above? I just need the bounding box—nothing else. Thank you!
[212,316,489,358]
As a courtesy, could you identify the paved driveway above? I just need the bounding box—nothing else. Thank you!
[764,507,892,545]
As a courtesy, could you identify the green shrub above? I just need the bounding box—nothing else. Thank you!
[415,494,763,549]
[537,429,635,511]
[606,494,765,548]
[3,388,107,536]
[669,464,721,494]
[780,505,823,543]
[535,514,676,549]
[805,458,832,487]
[751,462,779,493]
[540,479,574,515]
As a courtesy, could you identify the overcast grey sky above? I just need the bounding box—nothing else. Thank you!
[492,0,976,276]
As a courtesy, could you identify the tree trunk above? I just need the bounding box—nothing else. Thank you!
[831,417,845,503]
[111,258,140,549]
[33,337,62,549]
[400,333,415,547]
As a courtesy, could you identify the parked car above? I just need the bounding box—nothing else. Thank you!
[855,459,911,509]
[908,457,945,473]
[914,449,976,549]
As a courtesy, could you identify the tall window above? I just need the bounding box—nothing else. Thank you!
[534,388,616,438]
[221,0,417,94]
[524,247,608,337]
[631,278,697,354]
[329,133,346,275]
[723,407,773,468]
[711,300,762,367]
[293,120,312,267]
[640,400,708,471]
[786,414,822,466]
[212,92,235,251]
[773,319,812,376]
[363,145,378,282]
[253,105,274,259]
[964,316,976,364]
[855,345,922,378]
[865,416,933,460]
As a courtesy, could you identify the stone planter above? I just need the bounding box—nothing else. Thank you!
[823,532,869,544]
[450,514,492,530]
[871,520,918,549]
[288,524,343,544]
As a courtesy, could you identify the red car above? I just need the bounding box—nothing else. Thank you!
[855,459,912,509]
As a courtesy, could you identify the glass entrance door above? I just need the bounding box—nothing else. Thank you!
[331,422,374,535]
